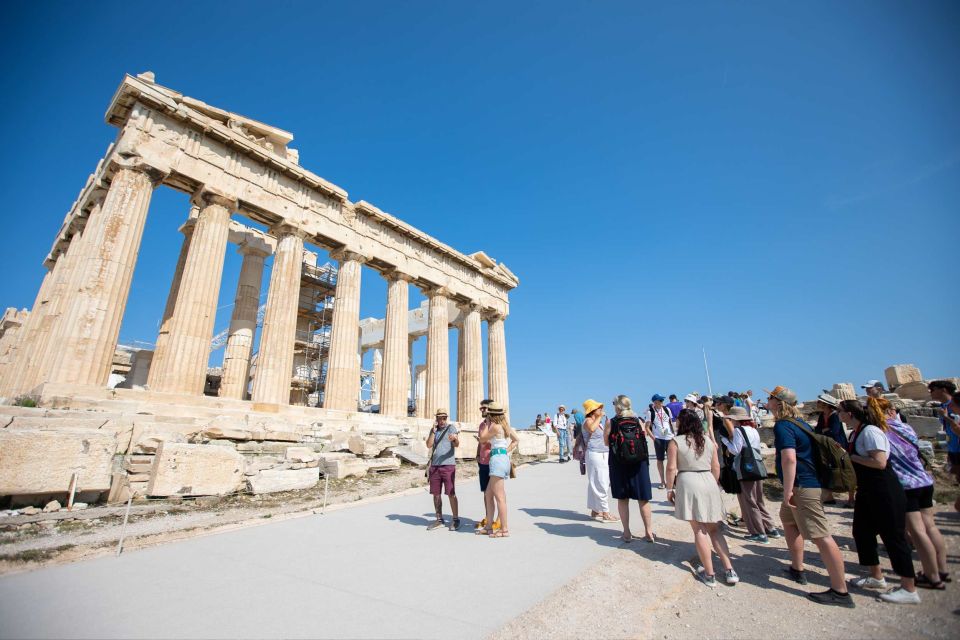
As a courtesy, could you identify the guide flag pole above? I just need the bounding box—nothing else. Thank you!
[703,347,714,397]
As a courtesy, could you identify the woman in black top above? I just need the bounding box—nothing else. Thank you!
[604,395,655,542]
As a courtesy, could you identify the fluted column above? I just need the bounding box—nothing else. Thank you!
[379,271,411,417]
[459,304,484,423]
[149,188,234,395]
[145,217,196,390]
[371,349,383,404]
[323,249,366,411]
[456,323,465,420]
[415,364,427,418]
[219,241,269,399]
[408,335,416,406]
[424,288,450,417]
[250,224,305,405]
[50,158,164,387]
[0,267,54,396]
[487,311,510,421]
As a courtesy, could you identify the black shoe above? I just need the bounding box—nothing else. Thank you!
[784,566,808,585]
[823,499,837,505]
[807,588,855,608]
[449,518,461,531]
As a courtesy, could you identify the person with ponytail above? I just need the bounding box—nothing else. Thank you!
[666,409,738,587]
[838,399,919,604]
[876,398,948,589]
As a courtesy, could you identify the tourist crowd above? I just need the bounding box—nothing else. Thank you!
[422,380,960,608]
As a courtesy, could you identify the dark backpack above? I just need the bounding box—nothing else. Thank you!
[785,418,856,492]
[735,426,767,481]
[609,416,648,464]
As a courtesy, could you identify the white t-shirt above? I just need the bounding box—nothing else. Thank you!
[645,405,674,440]
[720,423,761,455]
[854,425,890,457]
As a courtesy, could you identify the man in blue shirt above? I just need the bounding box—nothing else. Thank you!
[767,385,853,608]
[928,380,960,512]
[665,394,683,421]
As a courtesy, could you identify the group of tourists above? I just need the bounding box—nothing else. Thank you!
[422,380,960,608]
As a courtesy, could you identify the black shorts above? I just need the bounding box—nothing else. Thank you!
[478,463,490,492]
[904,485,934,512]
[654,439,669,462]
[949,452,960,472]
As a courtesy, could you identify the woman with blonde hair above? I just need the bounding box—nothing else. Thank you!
[477,402,519,538]
[605,394,655,542]
[839,399,919,604]
[874,397,947,589]
[582,399,618,522]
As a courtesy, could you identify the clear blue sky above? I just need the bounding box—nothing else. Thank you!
[1,1,958,423]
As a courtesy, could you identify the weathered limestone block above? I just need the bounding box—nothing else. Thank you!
[907,415,942,438]
[894,381,931,401]
[515,431,548,456]
[365,457,401,472]
[885,364,922,390]
[247,467,319,494]
[830,383,857,401]
[244,457,281,476]
[349,434,400,457]
[285,446,318,463]
[454,431,479,460]
[389,445,429,467]
[0,429,116,494]
[318,452,368,479]
[328,430,355,452]
[203,426,254,441]
[132,432,188,455]
[147,442,245,497]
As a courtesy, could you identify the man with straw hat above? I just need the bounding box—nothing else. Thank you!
[426,408,460,531]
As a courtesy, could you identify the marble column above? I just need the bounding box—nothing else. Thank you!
[323,250,365,411]
[459,304,484,424]
[408,335,417,408]
[424,288,450,418]
[456,322,465,420]
[145,216,196,391]
[50,158,164,387]
[0,266,54,396]
[149,189,234,395]
[250,224,305,405]
[414,364,427,418]
[379,272,411,418]
[20,232,84,393]
[487,312,510,421]
[219,241,269,399]
[371,348,383,405]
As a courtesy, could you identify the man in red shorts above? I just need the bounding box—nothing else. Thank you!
[426,408,460,530]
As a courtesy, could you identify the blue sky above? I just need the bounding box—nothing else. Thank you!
[1,1,958,423]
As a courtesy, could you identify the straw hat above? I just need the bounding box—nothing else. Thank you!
[723,406,752,421]
[486,402,505,416]
[435,408,448,417]
[816,393,840,408]
[582,399,603,415]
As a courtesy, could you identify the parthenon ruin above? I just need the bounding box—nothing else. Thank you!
[0,72,518,503]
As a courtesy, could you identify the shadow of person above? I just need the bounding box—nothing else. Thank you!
[519,507,594,522]
[386,513,442,527]
[534,521,624,548]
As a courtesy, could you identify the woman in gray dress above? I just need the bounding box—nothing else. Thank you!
[666,409,738,587]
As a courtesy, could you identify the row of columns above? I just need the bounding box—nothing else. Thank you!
[3,155,510,421]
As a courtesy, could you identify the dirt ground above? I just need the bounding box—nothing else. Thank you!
[491,491,960,640]
[0,462,480,575]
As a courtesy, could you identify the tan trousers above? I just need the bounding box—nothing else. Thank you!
[737,479,775,535]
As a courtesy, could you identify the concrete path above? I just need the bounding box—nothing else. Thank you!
[0,460,639,639]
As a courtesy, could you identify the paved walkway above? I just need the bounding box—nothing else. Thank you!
[0,460,638,639]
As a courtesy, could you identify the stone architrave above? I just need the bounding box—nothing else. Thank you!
[379,271,411,417]
[0,429,116,494]
[459,304,484,424]
[147,442,245,497]
[146,218,196,391]
[219,240,269,399]
[324,250,366,411]
[250,224,305,406]
[424,288,450,418]
[50,158,165,388]
[150,188,236,395]
[487,311,510,421]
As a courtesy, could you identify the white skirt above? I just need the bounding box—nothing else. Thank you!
[586,450,610,512]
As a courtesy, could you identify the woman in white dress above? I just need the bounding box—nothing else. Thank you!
[582,399,618,522]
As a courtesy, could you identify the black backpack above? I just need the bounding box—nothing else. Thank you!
[609,415,648,464]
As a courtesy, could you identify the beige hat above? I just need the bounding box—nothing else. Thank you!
[723,406,752,421]
[486,402,505,416]
[435,408,448,417]
[816,393,840,408]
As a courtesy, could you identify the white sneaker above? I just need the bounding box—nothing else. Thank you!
[853,576,888,589]
[879,587,921,604]
[725,569,740,585]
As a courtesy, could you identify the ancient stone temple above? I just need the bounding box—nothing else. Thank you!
[0,73,518,502]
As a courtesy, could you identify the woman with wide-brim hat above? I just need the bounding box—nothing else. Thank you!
[477,402,519,538]
[582,399,618,522]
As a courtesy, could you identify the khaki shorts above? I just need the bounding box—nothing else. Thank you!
[779,487,830,540]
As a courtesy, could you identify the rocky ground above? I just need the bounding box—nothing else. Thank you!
[492,492,960,640]
[0,462,481,574]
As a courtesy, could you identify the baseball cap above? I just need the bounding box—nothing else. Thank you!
[860,380,883,390]
[651,394,665,402]
[715,395,735,407]
[764,385,798,406]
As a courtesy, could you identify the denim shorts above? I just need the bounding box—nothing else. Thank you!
[489,453,511,479]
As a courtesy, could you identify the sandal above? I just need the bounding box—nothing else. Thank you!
[475,527,492,536]
[601,513,620,522]
[645,533,657,543]
[915,572,947,590]
[621,533,634,543]
[491,530,510,538]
